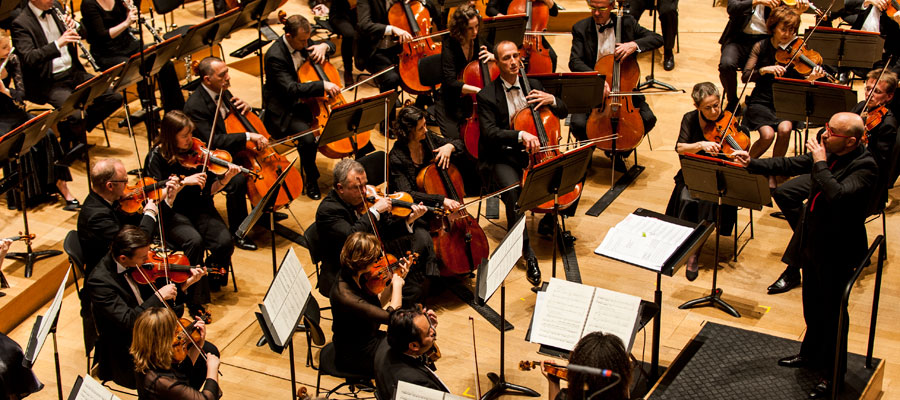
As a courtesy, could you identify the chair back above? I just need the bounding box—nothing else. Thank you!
[64,230,86,278]
[305,222,320,264]
[418,54,442,88]
[357,151,386,186]
[302,296,326,346]
[153,0,182,15]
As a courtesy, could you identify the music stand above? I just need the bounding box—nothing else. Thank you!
[519,145,592,281]
[174,14,226,61]
[1,111,63,278]
[810,0,845,15]
[528,72,607,113]
[480,14,528,48]
[676,153,770,318]
[474,216,539,400]
[437,0,470,13]
[803,26,884,68]
[0,0,20,21]
[635,0,677,93]
[319,90,399,157]
[23,268,70,400]
[772,77,856,153]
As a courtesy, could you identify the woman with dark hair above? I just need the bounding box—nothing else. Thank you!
[389,105,463,212]
[544,332,632,400]
[144,110,241,320]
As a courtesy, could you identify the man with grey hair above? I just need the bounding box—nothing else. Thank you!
[314,159,436,302]
[733,112,876,398]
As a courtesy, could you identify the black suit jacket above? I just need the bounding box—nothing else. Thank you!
[356,0,392,68]
[569,15,662,73]
[374,339,449,400]
[850,5,900,65]
[718,0,770,45]
[262,37,333,136]
[183,87,248,154]
[85,254,183,388]
[10,2,88,104]
[476,76,567,167]
[850,101,899,213]
[76,191,158,271]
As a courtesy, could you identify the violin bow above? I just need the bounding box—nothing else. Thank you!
[470,316,482,399]
[784,1,836,69]
[860,56,892,117]
[203,85,227,176]
[356,177,390,259]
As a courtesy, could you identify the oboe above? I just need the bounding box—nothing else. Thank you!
[51,6,101,71]
[123,0,164,43]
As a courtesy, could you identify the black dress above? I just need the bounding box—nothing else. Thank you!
[741,39,805,131]
[135,369,221,400]
[664,110,737,235]
[80,0,139,69]
[388,131,465,206]
[329,267,391,377]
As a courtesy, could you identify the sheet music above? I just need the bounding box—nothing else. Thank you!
[70,375,121,400]
[261,247,312,347]
[27,268,70,363]
[594,214,694,271]
[395,381,466,400]
[583,287,642,351]
[481,216,525,302]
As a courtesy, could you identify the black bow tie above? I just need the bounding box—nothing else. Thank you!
[598,22,614,33]
[41,9,51,18]
[506,85,520,92]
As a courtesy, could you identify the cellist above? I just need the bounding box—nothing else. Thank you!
[476,40,568,286]
[568,0,660,172]
[263,13,339,200]
[485,0,559,71]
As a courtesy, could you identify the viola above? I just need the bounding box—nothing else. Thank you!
[119,177,175,214]
[459,50,500,159]
[220,90,304,209]
[702,110,750,158]
[588,6,644,153]
[178,137,260,178]
[512,65,581,212]
[172,317,203,363]
[773,37,837,82]
[424,343,441,364]
[130,250,208,285]
[358,251,418,295]
[362,185,446,218]
[519,360,568,380]
[415,133,489,276]
[509,0,552,73]
[388,0,442,94]
[2,233,35,243]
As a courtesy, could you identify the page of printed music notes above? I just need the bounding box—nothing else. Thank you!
[395,381,467,400]
[529,278,595,350]
[262,247,312,346]
[583,287,642,351]
[594,214,694,271]
[72,375,121,400]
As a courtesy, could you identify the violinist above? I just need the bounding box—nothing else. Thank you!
[849,0,900,115]
[664,83,739,281]
[741,6,825,173]
[263,14,339,200]
[330,232,411,376]
[569,0,661,172]
[541,332,632,400]
[131,307,222,400]
[718,0,809,114]
[626,0,678,70]
[184,56,264,250]
[485,0,559,71]
[374,305,448,400]
[476,40,568,286]
[145,111,240,310]
[85,226,206,389]
[315,159,433,298]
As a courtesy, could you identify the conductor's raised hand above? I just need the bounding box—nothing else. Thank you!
[807,135,826,162]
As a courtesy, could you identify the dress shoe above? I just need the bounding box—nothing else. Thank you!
[561,231,577,246]
[808,379,833,399]
[663,53,675,71]
[537,214,555,237]
[777,354,808,368]
[63,199,81,211]
[768,268,801,294]
[770,211,786,220]
[234,235,258,251]
[525,256,541,286]
[306,183,321,200]
[685,254,699,282]
[274,211,289,221]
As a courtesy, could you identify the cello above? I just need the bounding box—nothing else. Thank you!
[508,0,552,73]
[415,133,489,275]
[587,5,644,153]
[389,0,442,94]
[221,90,305,209]
[459,51,500,159]
[513,64,581,212]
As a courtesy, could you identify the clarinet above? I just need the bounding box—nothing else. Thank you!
[51,6,101,71]
[122,0,164,43]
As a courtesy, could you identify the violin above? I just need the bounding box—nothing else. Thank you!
[588,6,644,153]
[362,185,445,218]
[512,65,581,212]
[509,0,552,73]
[415,133,489,276]
[459,44,500,159]
[172,317,203,363]
[773,38,837,82]
[862,105,887,144]
[388,0,442,94]
[424,343,441,364]
[118,177,176,214]
[178,137,260,178]
[519,360,568,380]
[2,233,35,243]
[131,250,209,285]
[702,110,750,158]
[358,251,419,295]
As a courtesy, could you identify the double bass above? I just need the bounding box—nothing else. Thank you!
[508,0,552,73]
[459,51,500,159]
[389,0,442,94]
[416,133,489,275]
[587,6,644,153]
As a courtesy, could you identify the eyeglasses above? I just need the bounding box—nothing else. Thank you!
[588,6,609,11]
[108,180,128,184]
[824,123,853,139]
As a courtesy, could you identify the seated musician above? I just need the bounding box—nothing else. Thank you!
[0,330,43,399]
[485,0,559,72]
[132,307,222,400]
[627,0,678,70]
[741,6,824,183]
[315,158,434,300]
[85,226,208,389]
[765,69,898,295]
[569,0,661,172]
[330,231,410,376]
[263,13,339,200]
[542,332,632,400]
[664,82,739,282]
[476,40,569,286]
[374,305,447,400]
[185,56,268,251]
[309,0,357,84]
[0,31,24,105]
[145,111,241,315]
[718,0,809,113]
[355,0,417,105]
[10,0,123,154]
[848,0,900,115]
[80,0,183,112]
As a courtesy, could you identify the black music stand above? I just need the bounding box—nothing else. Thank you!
[634,0,677,92]
[677,154,770,318]
[529,72,607,113]
[1,112,63,278]
[23,268,69,400]
[222,0,275,97]
[174,12,229,67]
[772,77,856,153]
[319,90,399,158]
[803,27,883,68]
[518,145,592,282]
[480,15,528,48]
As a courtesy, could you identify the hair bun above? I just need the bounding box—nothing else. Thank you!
[278,10,288,24]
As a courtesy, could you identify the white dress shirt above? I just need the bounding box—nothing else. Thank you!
[27,2,72,74]
[861,6,882,33]
[284,35,305,69]
[743,5,768,35]
[596,21,617,61]
[116,261,144,303]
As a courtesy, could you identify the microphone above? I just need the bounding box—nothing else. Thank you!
[565,363,620,378]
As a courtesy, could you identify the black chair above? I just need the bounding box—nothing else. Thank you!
[154,0,193,39]
[357,150,386,186]
[63,230,98,373]
[306,221,334,298]
[315,342,376,398]
[297,296,326,369]
[418,54,443,124]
